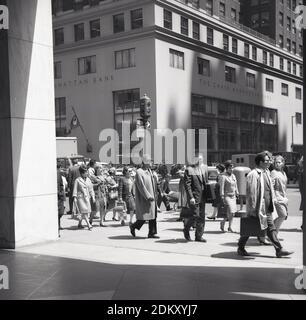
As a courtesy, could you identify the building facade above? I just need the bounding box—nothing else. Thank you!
[240,0,303,56]
[52,0,303,164]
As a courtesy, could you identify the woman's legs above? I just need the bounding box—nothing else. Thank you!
[100,199,106,226]
[274,210,287,234]
[227,212,234,232]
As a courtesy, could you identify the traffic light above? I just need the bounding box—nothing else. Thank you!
[140,94,152,120]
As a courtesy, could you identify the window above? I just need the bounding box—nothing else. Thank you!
[296,87,302,99]
[55,97,66,136]
[287,16,291,31]
[115,48,136,69]
[164,9,172,29]
[279,35,284,48]
[113,13,125,33]
[131,8,143,29]
[281,83,289,96]
[280,57,284,70]
[293,63,297,75]
[54,61,62,79]
[219,2,225,17]
[261,11,270,25]
[74,23,84,42]
[232,38,238,54]
[197,58,210,76]
[193,21,200,40]
[279,12,284,26]
[54,28,64,46]
[225,66,236,83]
[78,55,96,75]
[231,8,237,21]
[207,27,214,45]
[287,39,291,52]
[113,89,141,154]
[206,0,213,15]
[269,53,274,67]
[292,41,296,54]
[246,72,256,88]
[300,65,303,77]
[252,47,257,61]
[90,19,100,38]
[223,34,229,51]
[266,78,274,92]
[170,49,184,70]
[263,51,267,64]
[287,61,291,73]
[251,13,259,28]
[181,17,189,36]
[244,43,250,58]
[299,45,303,56]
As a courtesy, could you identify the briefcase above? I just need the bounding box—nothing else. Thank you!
[240,216,266,237]
[180,206,195,218]
[217,205,227,218]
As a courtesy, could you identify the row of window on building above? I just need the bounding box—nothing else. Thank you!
[54,8,143,45]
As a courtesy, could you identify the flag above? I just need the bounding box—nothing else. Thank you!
[70,115,80,130]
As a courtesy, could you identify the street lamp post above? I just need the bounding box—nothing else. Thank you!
[292,115,295,152]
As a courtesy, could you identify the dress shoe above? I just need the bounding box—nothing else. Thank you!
[78,224,85,229]
[220,221,225,232]
[207,216,216,220]
[195,238,207,243]
[258,239,271,246]
[228,227,234,233]
[112,217,119,221]
[148,234,160,239]
[99,222,105,227]
[183,229,191,241]
[276,249,294,258]
[130,225,136,237]
[237,248,250,256]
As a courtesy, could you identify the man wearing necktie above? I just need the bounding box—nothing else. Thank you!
[183,153,209,242]
[238,152,294,258]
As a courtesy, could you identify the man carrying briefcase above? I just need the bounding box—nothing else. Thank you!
[237,152,293,258]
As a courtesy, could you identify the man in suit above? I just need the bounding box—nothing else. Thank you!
[67,159,80,215]
[238,152,294,258]
[183,153,208,242]
[130,155,159,239]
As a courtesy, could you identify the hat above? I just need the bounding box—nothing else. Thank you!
[79,164,88,174]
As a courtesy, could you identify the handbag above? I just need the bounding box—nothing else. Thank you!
[240,216,266,237]
[72,202,82,221]
[180,206,195,218]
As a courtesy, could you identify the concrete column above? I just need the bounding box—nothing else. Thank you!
[0,0,58,248]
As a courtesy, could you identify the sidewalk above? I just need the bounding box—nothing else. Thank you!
[0,205,305,300]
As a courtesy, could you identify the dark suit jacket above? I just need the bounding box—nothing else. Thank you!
[119,177,135,201]
[68,165,80,193]
[184,165,208,205]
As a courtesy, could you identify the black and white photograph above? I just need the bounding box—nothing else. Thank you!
[0,0,305,306]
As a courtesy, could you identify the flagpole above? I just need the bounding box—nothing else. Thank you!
[71,106,92,152]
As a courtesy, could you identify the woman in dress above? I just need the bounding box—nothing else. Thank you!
[298,156,304,230]
[220,160,239,232]
[90,165,108,227]
[106,167,119,221]
[119,167,136,225]
[73,164,95,230]
[271,155,289,234]
[208,164,225,220]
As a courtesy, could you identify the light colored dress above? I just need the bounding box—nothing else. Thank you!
[271,169,288,218]
[220,173,239,214]
[73,177,95,216]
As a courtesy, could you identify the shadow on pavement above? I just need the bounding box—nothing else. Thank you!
[108,236,147,240]
[280,228,302,233]
[0,250,302,300]
[211,251,255,260]
[154,239,190,244]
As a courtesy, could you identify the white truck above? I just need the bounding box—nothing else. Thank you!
[56,137,78,158]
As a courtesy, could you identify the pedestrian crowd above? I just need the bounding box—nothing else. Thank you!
[56,151,304,258]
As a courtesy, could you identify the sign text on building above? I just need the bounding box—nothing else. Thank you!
[0,5,9,30]
[0,265,9,290]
